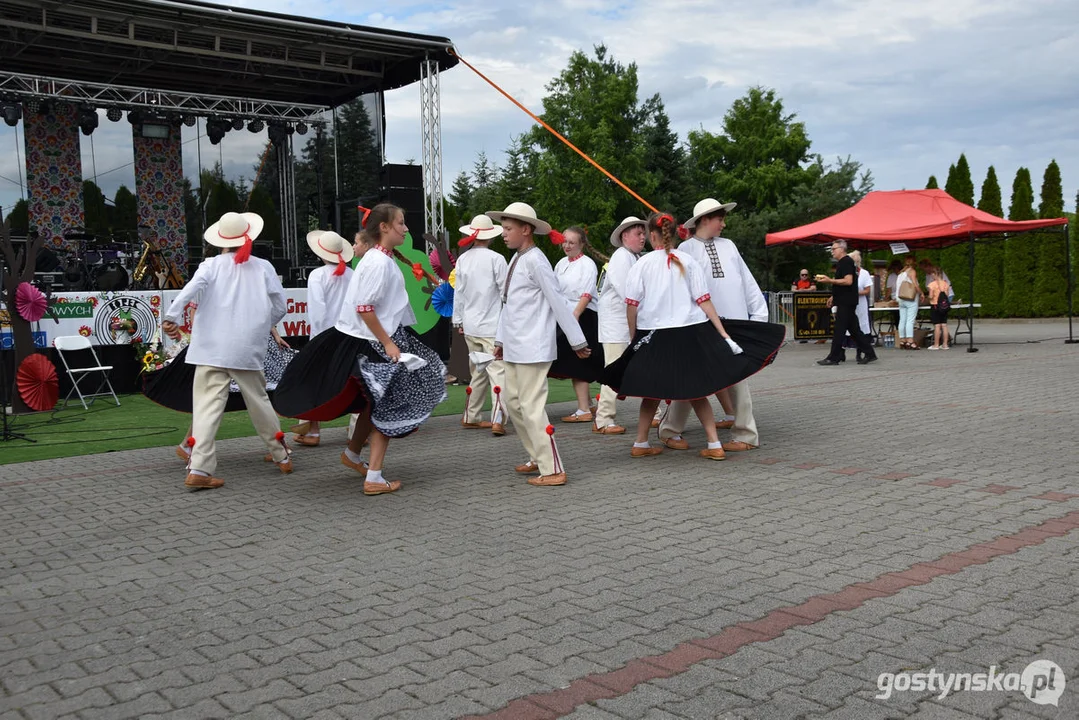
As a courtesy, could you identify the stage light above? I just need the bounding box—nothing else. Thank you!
[267,122,288,146]
[106,107,123,122]
[206,117,227,145]
[182,115,196,127]
[247,119,264,133]
[231,118,244,131]
[1,102,21,127]
[24,98,41,114]
[295,121,308,135]
[128,110,144,125]
[78,106,99,135]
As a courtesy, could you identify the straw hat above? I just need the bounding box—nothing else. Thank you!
[684,198,737,230]
[609,216,646,248]
[485,202,552,235]
[204,211,264,247]
[306,230,355,265]
[458,214,503,247]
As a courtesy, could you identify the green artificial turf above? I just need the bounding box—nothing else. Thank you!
[1,380,598,465]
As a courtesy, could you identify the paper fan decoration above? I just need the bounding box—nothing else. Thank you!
[448,268,456,288]
[16,354,59,411]
[431,282,454,318]
[15,282,48,323]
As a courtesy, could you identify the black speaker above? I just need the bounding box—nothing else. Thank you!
[380,163,422,189]
[380,186,426,250]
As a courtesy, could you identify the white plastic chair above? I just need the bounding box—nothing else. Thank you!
[52,336,121,410]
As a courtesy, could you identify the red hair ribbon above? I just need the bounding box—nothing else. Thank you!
[220,225,253,264]
[657,214,674,226]
[357,205,372,228]
[549,229,565,245]
[676,225,689,241]
[411,263,424,281]
[458,229,480,248]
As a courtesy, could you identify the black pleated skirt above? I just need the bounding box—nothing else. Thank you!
[549,308,606,383]
[141,337,295,414]
[602,318,786,400]
[271,326,447,438]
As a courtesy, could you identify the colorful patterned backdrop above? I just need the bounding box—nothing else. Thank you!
[23,104,85,251]
[133,125,188,279]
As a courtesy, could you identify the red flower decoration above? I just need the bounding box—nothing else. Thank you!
[549,230,565,245]
[493,386,501,394]
[676,225,689,241]
[87,297,98,308]
[78,325,92,337]
[150,296,161,307]
[411,263,424,281]
[545,424,555,436]
[186,436,196,448]
[56,297,68,304]
[465,386,472,395]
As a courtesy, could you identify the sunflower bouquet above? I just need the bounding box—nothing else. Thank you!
[133,328,169,373]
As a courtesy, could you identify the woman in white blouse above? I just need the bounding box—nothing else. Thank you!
[290,230,355,447]
[604,213,786,460]
[551,226,605,423]
[488,202,590,488]
[273,204,447,495]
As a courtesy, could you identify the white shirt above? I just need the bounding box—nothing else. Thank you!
[335,246,416,341]
[307,264,353,338]
[597,247,639,343]
[451,246,507,338]
[554,254,599,312]
[856,268,872,334]
[886,272,898,300]
[495,246,587,363]
[677,236,768,322]
[624,250,711,330]
[164,253,286,371]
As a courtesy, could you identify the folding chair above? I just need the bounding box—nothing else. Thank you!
[53,336,121,410]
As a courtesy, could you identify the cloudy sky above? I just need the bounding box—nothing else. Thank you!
[1,0,1076,222]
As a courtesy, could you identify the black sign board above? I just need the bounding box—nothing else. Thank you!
[793,292,835,340]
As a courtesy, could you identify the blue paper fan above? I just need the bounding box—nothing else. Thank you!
[431,282,454,317]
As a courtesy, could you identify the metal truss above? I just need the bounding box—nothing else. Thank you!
[0,71,327,123]
[419,57,445,243]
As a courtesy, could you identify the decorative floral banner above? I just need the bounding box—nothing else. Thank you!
[133,125,188,280]
[23,104,84,251]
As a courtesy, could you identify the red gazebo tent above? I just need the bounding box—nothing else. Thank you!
[765,189,1072,350]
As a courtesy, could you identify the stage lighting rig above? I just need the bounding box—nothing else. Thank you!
[1,101,21,127]
[206,117,228,145]
[106,107,123,122]
[247,119,264,133]
[78,106,99,135]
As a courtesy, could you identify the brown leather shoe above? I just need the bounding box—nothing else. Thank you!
[264,453,274,462]
[593,424,626,435]
[461,420,493,429]
[294,434,320,447]
[722,441,758,452]
[515,461,539,474]
[631,445,663,457]
[175,446,190,463]
[491,423,506,436]
[363,479,401,495]
[561,412,593,423]
[290,421,311,435]
[663,437,690,450]
[340,452,369,475]
[699,447,727,461]
[527,472,567,486]
[715,419,735,430]
[184,473,224,490]
[277,459,294,474]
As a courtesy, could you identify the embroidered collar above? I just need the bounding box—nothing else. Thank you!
[375,244,393,257]
[567,254,584,263]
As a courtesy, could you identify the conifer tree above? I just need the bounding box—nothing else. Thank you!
[1032,160,1067,316]
[1002,167,1036,316]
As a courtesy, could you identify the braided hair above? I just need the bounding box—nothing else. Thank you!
[647,212,684,275]
[565,225,610,264]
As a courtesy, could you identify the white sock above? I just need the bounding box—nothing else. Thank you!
[708,441,723,449]
[366,469,387,485]
[305,432,320,437]
[178,443,190,455]
[345,448,364,464]
[574,409,588,416]
[671,434,683,441]
[722,414,736,422]
[189,469,208,477]
[633,441,651,448]
[278,457,290,465]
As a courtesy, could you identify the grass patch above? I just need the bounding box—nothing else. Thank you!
[1,380,598,465]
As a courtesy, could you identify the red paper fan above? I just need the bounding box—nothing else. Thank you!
[15,282,48,323]
[16,354,59,411]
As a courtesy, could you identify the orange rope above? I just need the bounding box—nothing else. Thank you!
[448,48,657,215]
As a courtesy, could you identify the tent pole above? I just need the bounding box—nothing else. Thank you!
[966,232,977,353]
[1066,222,1077,344]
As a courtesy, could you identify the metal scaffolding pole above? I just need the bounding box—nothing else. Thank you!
[420,56,445,244]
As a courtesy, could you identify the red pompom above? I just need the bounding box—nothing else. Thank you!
[465,386,472,395]
[549,230,565,245]
[676,225,689,241]
[595,393,601,401]
[493,386,501,394]
[545,424,555,436]
[275,431,285,441]
[185,436,196,447]
[665,399,671,405]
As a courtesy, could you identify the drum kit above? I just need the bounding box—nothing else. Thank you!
[35,227,184,293]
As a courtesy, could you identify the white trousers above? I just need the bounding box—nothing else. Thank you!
[594,342,628,428]
[659,380,759,446]
[190,365,287,475]
[503,361,562,476]
[464,335,507,424]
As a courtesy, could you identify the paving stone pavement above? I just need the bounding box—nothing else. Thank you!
[1,320,1077,720]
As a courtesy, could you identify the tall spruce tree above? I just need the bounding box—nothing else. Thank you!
[926,175,939,189]
[1002,167,1036,316]
[973,166,1004,314]
[639,94,686,213]
[1032,160,1066,315]
[447,171,474,234]
[941,155,974,300]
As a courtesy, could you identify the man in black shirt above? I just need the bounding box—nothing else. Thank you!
[814,239,877,365]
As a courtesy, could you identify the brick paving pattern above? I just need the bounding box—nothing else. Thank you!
[2,321,1076,719]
